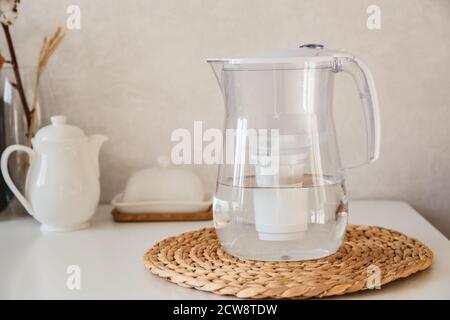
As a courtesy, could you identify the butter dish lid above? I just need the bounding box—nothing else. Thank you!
[122,156,205,203]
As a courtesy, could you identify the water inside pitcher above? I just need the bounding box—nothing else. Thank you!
[208,44,380,261]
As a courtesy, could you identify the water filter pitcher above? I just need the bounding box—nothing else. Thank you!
[208,44,380,261]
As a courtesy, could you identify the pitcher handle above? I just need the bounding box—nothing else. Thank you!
[0,145,36,216]
[335,55,381,167]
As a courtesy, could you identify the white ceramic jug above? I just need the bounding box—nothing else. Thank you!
[1,115,108,232]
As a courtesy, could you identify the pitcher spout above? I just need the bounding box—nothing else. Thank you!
[88,134,109,177]
[207,60,225,94]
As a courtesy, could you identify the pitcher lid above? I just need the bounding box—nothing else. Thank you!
[208,44,351,69]
[33,115,87,143]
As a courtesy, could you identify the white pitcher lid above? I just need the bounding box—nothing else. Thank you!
[33,115,87,143]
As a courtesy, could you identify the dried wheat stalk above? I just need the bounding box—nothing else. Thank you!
[28,26,66,147]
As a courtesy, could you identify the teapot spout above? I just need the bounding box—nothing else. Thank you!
[207,60,225,94]
[88,134,109,177]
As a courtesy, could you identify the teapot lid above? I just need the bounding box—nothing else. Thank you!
[208,44,351,69]
[33,115,87,143]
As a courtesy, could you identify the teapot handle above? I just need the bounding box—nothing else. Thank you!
[335,55,381,167]
[0,145,36,216]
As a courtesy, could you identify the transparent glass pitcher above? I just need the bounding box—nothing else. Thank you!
[207,44,380,261]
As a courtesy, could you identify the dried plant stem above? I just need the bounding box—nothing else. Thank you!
[27,27,66,147]
[1,23,31,128]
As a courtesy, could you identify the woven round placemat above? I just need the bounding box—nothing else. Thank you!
[143,225,433,299]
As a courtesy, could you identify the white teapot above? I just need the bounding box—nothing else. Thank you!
[1,115,108,232]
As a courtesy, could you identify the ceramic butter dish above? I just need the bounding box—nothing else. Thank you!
[111,156,212,221]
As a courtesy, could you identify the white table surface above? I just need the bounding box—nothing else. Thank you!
[0,200,449,300]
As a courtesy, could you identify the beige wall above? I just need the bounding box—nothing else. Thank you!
[2,0,449,236]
